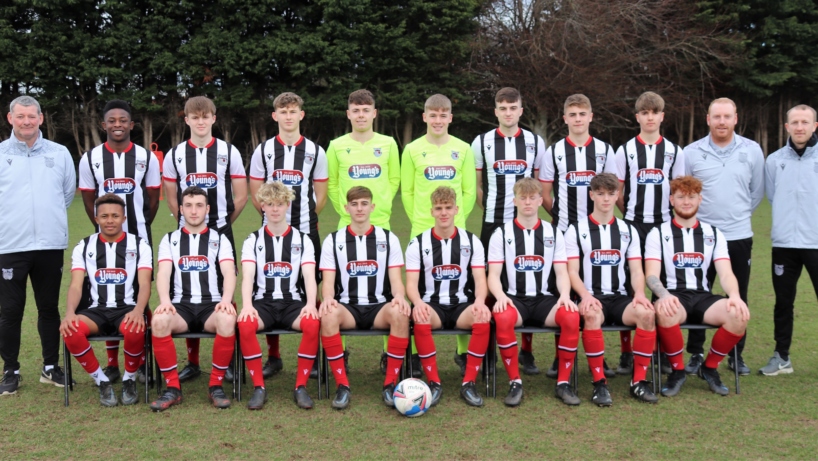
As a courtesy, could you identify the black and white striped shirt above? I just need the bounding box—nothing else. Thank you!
[405,227,485,305]
[157,228,234,304]
[564,216,641,296]
[319,225,404,305]
[71,233,152,309]
[487,219,566,297]
[644,219,729,292]
[163,138,246,229]
[78,142,162,242]
[472,128,544,224]
[607,136,686,223]
[241,225,315,301]
[249,136,328,235]
[538,137,615,231]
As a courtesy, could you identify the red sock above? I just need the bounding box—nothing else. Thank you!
[186,338,200,366]
[119,323,145,374]
[521,333,533,353]
[322,333,349,388]
[555,308,579,384]
[620,330,633,353]
[704,327,743,369]
[582,329,605,383]
[209,334,235,387]
[657,324,685,371]
[64,322,101,375]
[493,307,520,382]
[295,318,319,388]
[153,334,180,389]
[463,322,490,383]
[632,328,656,383]
[413,324,440,384]
[384,335,409,387]
[238,317,264,388]
[267,335,281,359]
[105,340,119,367]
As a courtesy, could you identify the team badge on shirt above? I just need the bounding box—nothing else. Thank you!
[2,268,12,280]
[621,232,631,243]
[526,143,535,154]
[209,239,220,250]
[373,148,382,157]
[44,157,55,168]
[135,159,146,172]
[451,151,460,160]
[664,152,675,163]
[376,240,387,252]
[125,249,136,261]
[218,153,229,166]
[703,234,715,246]
[544,236,555,248]
[291,243,302,255]
[595,152,606,164]
[460,245,471,257]
[305,152,315,164]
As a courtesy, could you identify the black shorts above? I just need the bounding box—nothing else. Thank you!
[174,301,219,333]
[341,302,388,330]
[427,302,472,330]
[253,298,305,330]
[480,221,504,255]
[670,290,724,324]
[596,294,632,327]
[79,306,134,335]
[624,220,661,255]
[509,295,559,327]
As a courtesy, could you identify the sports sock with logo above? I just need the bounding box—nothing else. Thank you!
[463,322,490,383]
[384,335,409,387]
[119,322,145,377]
[209,334,235,387]
[238,317,265,388]
[657,324,685,371]
[295,318,319,388]
[493,307,520,382]
[322,333,349,388]
[186,338,200,366]
[105,341,119,368]
[620,330,633,353]
[152,334,180,389]
[582,328,605,383]
[704,327,744,369]
[413,323,440,384]
[555,308,579,385]
[64,322,106,382]
[632,327,656,383]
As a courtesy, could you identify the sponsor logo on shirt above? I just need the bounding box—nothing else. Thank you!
[95,268,128,285]
[672,252,704,269]
[185,172,218,189]
[272,169,304,185]
[432,264,462,280]
[103,178,137,194]
[264,262,293,278]
[348,164,381,179]
[424,166,457,180]
[590,249,621,266]
[346,260,379,276]
[514,255,545,272]
[178,255,210,272]
[636,168,664,184]
[493,160,527,175]
[565,170,595,187]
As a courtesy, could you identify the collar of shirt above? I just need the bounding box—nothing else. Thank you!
[787,133,818,157]
[707,135,737,157]
[9,130,43,153]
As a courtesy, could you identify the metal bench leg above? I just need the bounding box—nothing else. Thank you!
[572,351,579,394]
[63,340,70,407]
[490,323,496,398]
[650,350,657,395]
[143,327,150,404]
[234,334,240,402]
[316,339,323,401]
[734,344,740,394]
[655,338,662,393]
[323,346,330,400]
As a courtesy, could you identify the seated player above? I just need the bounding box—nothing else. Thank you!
[487,178,580,406]
[645,176,750,396]
[60,194,152,406]
[149,186,238,411]
[319,186,411,409]
[406,186,490,407]
[564,173,658,405]
[237,182,319,410]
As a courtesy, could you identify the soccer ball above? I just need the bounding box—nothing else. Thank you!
[393,378,432,417]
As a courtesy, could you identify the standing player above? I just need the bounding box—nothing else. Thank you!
[163,96,247,384]
[538,94,616,378]
[606,91,685,376]
[77,100,161,384]
[248,92,327,379]
[318,186,411,409]
[487,178,581,406]
[564,174,658,405]
[645,176,750,396]
[237,182,319,410]
[405,186,489,407]
[149,187,237,411]
[472,87,545,376]
[761,104,818,376]
[60,194,152,406]
[683,98,763,376]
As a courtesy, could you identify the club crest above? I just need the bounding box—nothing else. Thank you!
[544,236,555,248]
[125,249,136,261]
[525,143,535,154]
[135,159,146,172]
[664,152,675,163]
[595,153,606,165]
[44,157,55,168]
[305,152,315,164]
[2,268,12,280]
[703,234,715,246]
[291,243,302,255]
[209,239,220,250]
[621,232,631,243]
[451,151,460,160]
[217,154,228,166]
[774,264,784,276]
[373,148,382,158]
[460,245,471,257]
[376,240,387,252]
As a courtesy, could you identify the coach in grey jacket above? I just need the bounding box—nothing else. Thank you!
[760,104,818,377]
[683,98,764,376]
[0,96,76,396]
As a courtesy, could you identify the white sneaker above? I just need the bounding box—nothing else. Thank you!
[758,352,793,376]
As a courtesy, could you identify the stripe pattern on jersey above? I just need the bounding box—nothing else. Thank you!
[567,218,640,296]
[407,228,483,305]
[620,137,681,223]
[645,220,727,292]
[489,219,564,297]
[325,226,399,305]
[162,229,227,304]
[243,226,314,301]
[73,233,148,308]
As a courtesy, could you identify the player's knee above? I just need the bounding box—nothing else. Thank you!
[583,310,602,328]
[215,313,236,335]
[390,308,409,327]
[301,317,320,337]
[492,308,515,329]
[237,318,258,336]
[151,314,172,335]
[637,307,655,329]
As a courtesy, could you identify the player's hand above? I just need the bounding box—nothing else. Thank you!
[237,306,259,323]
[655,294,681,318]
[392,297,411,317]
[122,310,145,334]
[319,299,338,318]
[492,295,514,313]
[633,294,654,312]
[300,304,319,320]
[471,300,491,324]
[154,302,177,316]
[558,296,578,313]
[215,300,237,316]
[578,296,601,315]
[60,313,81,337]
[412,302,432,324]
[726,295,750,322]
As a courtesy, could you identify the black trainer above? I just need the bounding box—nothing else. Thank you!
[685,353,704,375]
[616,352,633,375]
[519,351,540,375]
[728,355,751,376]
[591,380,613,407]
[603,360,616,379]
[208,386,231,409]
[555,383,580,406]
[660,353,672,374]
[262,357,283,379]
[629,380,658,403]
[292,386,313,410]
[40,366,72,388]
[504,381,523,407]
[121,379,138,405]
[382,383,395,407]
[429,381,442,407]
[224,361,235,383]
[150,387,183,411]
[177,363,201,382]
[0,370,20,396]
[249,386,268,410]
[454,352,467,377]
[137,367,152,385]
[410,354,422,378]
[545,357,559,379]
[99,381,117,407]
[698,365,729,396]
[102,366,121,384]
[379,352,387,375]
[460,381,483,407]
[332,385,351,410]
[661,369,687,397]
[309,358,319,379]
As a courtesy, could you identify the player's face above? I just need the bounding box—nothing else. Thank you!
[563,105,593,136]
[514,193,543,217]
[262,200,289,225]
[185,111,216,139]
[589,188,618,212]
[180,195,209,227]
[102,109,134,143]
[635,109,664,135]
[785,108,818,146]
[7,104,43,143]
[495,100,523,130]
[95,204,126,239]
[344,197,375,224]
[431,201,458,227]
[422,109,452,136]
[706,103,737,142]
[346,104,377,133]
[272,104,304,134]
[669,190,701,220]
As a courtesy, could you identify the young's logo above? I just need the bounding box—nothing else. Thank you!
[103,178,136,194]
[493,160,528,175]
[565,171,595,187]
[432,264,462,280]
[672,252,704,269]
[590,249,621,266]
[272,169,304,185]
[177,255,210,272]
[185,172,218,189]
[636,169,665,184]
[346,260,379,276]
[424,166,456,180]
[94,268,128,285]
[514,255,545,272]
[264,262,293,278]
[348,164,381,179]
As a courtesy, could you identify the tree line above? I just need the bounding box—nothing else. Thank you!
[1,0,816,161]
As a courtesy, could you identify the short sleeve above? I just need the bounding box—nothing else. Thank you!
[405,238,421,271]
[564,225,579,259]
[534,135,546,171]
[218,234,234,262]
[71,240,87,271]
[229,145,246,178]
[241,233,257,264]
[538,146,555,182]
[487,227,505,263]
[553,229,567,263]
[626,225,642,260]
[644,228,662,261]
[301,234,316,265]
[714,228,730,261]
[137,238,153,270]
[608,145,627,181]
[162,151,178,181]
[248,144,266,181]
[78,153,95,191]
[671,145,686,178]
[313,146,328,181]
[471,136,483,170]
[157,234,172,263]
[388,233,404,267]
[319,235,336,271]
[146,152,162,188]
[470,235,485,268]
